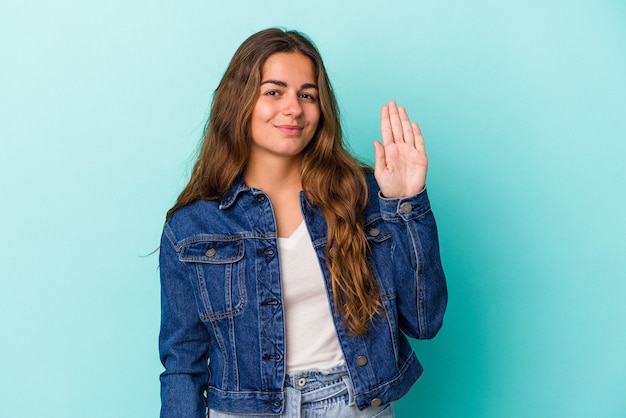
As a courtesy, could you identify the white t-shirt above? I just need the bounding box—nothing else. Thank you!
[278,221,346,372]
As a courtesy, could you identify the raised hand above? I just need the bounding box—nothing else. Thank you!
[373,100,428,198]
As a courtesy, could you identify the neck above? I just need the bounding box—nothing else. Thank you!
[243,155,306,238]
[243,155,303,195]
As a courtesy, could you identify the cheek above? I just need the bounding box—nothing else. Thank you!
[250,108,267,138]
[307,106,321,127]
[311,112,321,133]
[251,101,272,124]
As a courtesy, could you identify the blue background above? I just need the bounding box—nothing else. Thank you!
[1,1,625,417]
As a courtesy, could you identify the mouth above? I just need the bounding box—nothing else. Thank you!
[274,124,304,135]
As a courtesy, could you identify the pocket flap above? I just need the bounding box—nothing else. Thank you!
[179,240,245,263]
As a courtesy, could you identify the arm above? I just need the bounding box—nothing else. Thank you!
[159,224,210,418]
[378,188,447,339]
[374,100,447,338]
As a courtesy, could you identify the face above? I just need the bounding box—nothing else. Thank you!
[249,52,320,164]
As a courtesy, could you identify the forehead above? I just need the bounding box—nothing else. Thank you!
[261,52,317,82]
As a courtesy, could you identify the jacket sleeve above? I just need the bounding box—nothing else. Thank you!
[378,187,448,339]
[159,224,210,418]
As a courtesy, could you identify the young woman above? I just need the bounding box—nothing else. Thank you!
[159,28,447,417]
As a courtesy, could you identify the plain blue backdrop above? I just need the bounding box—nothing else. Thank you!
[1,1,625,417]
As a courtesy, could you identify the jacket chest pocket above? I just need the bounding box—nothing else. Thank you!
[179,239,246,321]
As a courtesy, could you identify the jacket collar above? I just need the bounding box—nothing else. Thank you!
[219,177,251,210]
[218,176,321,212]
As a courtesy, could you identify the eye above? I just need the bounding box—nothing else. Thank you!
[299,92,317,101]
[264,90,280,97]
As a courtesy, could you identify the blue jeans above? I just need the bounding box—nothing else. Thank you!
[208,366,394,417]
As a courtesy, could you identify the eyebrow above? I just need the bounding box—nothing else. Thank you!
[260,80,318,90]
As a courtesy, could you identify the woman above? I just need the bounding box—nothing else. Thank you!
[159,28,447,417]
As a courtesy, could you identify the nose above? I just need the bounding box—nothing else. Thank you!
[282,93,303,117]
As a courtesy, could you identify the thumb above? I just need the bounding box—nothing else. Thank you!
[373,141,386,174]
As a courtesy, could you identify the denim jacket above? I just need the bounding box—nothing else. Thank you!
[159,173,447,417]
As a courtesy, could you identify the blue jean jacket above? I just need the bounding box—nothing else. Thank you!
[159,173,448,417]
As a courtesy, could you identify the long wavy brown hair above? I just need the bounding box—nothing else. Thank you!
[167,28,381,335]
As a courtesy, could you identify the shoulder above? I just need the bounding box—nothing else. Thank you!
[165,199,223,244]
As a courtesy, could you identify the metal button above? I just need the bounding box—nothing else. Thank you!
[356,355,368,366]
[205,248,216,257]
[369,228,380,237]
[371,398,382,407]
[400,203,412,214]
[297,378,307,387]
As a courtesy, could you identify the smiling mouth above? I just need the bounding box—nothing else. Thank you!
[275,125,303,135]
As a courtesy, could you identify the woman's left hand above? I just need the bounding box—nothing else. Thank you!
[374,100,428,198]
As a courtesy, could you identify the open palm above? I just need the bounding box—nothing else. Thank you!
[374,100,428,198]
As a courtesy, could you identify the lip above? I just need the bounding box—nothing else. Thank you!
[274,124,304,135]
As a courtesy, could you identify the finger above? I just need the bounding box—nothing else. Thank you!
[398,106,415,146]
[388,100,405,143]
[380,104,394,147]
[412,120,422,137]
[412,122,427,156]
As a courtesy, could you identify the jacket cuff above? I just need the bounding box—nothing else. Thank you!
[378,187,431,220]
